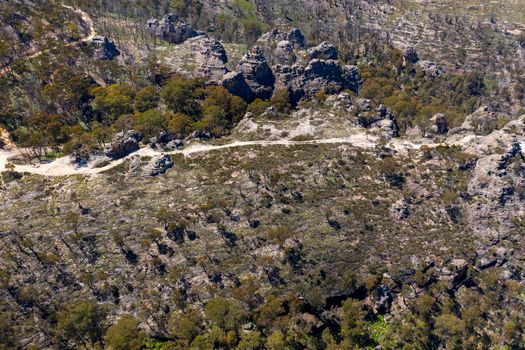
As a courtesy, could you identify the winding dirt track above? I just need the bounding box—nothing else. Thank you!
[0,132,454,177]
[0,135,384,177]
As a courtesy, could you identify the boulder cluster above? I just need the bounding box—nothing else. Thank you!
[147,14,203,44]
[105,130,143,159]
[258,28,306,50]
[146,18,362,106]
[224,34,362,106]
[355,99,400,138]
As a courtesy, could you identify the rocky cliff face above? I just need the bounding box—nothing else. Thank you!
[274,60,361,105]
[186,34,229,83]
[155,22,362,105]
[236,46,275,100]
[91,36,120,60]
[147,14,202,44]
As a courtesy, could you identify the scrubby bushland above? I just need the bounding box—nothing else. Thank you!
[1,144,523,349]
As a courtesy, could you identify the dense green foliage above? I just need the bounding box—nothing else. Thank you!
[3,267,521,349]
[1,65,246,157]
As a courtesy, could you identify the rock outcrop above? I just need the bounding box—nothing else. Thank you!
[415,60,443,78]
[307,42,338,60]
[373,285,394,314]
[403,47,419,64]
[147,14,201,44]
[143,154,174,177]
[274,59,361,106]
[222,71,255,102]
[451,106,506,136]
[258,28,305,49]
[149,131,184,151]
[187,35,228,83]
[275,40,296,65]
[91,36,119,60]
[236,46,275,100]
[429,113,448,135]
[105,130,143,159]
[287,28,306,49]
[357,103,399,138]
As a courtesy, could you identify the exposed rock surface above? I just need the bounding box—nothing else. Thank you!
[455,106,506,136]
[105,130,143,159]
[187,34,228,83]
[415,60,443,78]
[275,40,296,65]
[147,14,201,44]
[257,28,305,49]
[429,113,448,135]
[150,132,184,151]
[355,102,399,138]
[143,154,174,177]
[373,285,394,314]
[91,36,119,60]
[307,42,338,60]
[369,105,400,138]
[222,71,255,102]
[236,46,275,100]
[274,60,361,105]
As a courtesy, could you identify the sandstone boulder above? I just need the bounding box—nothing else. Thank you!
[275,40,296,65]
[187,35,228,83]
[356,98,372,111]
[147,15,201,44]
[143,154,174,177]
[222,71,255,102]
[164,139,184,151]
[325,92,354,111]
[358,104,399,138]
[149,132,184,151]
[287,28,306,48]
[105,130,143,159]
[237,46,275,100]
[429,113,448,135]
[307,42,338,60]
[91,36,119,60]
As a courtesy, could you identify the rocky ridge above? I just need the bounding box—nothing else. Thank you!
[150,18,362,105]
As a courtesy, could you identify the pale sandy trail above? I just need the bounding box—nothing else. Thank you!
[0,4,96,77]
[0,135,380,177]
[0,133,454,177]
[62,5,96,43]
